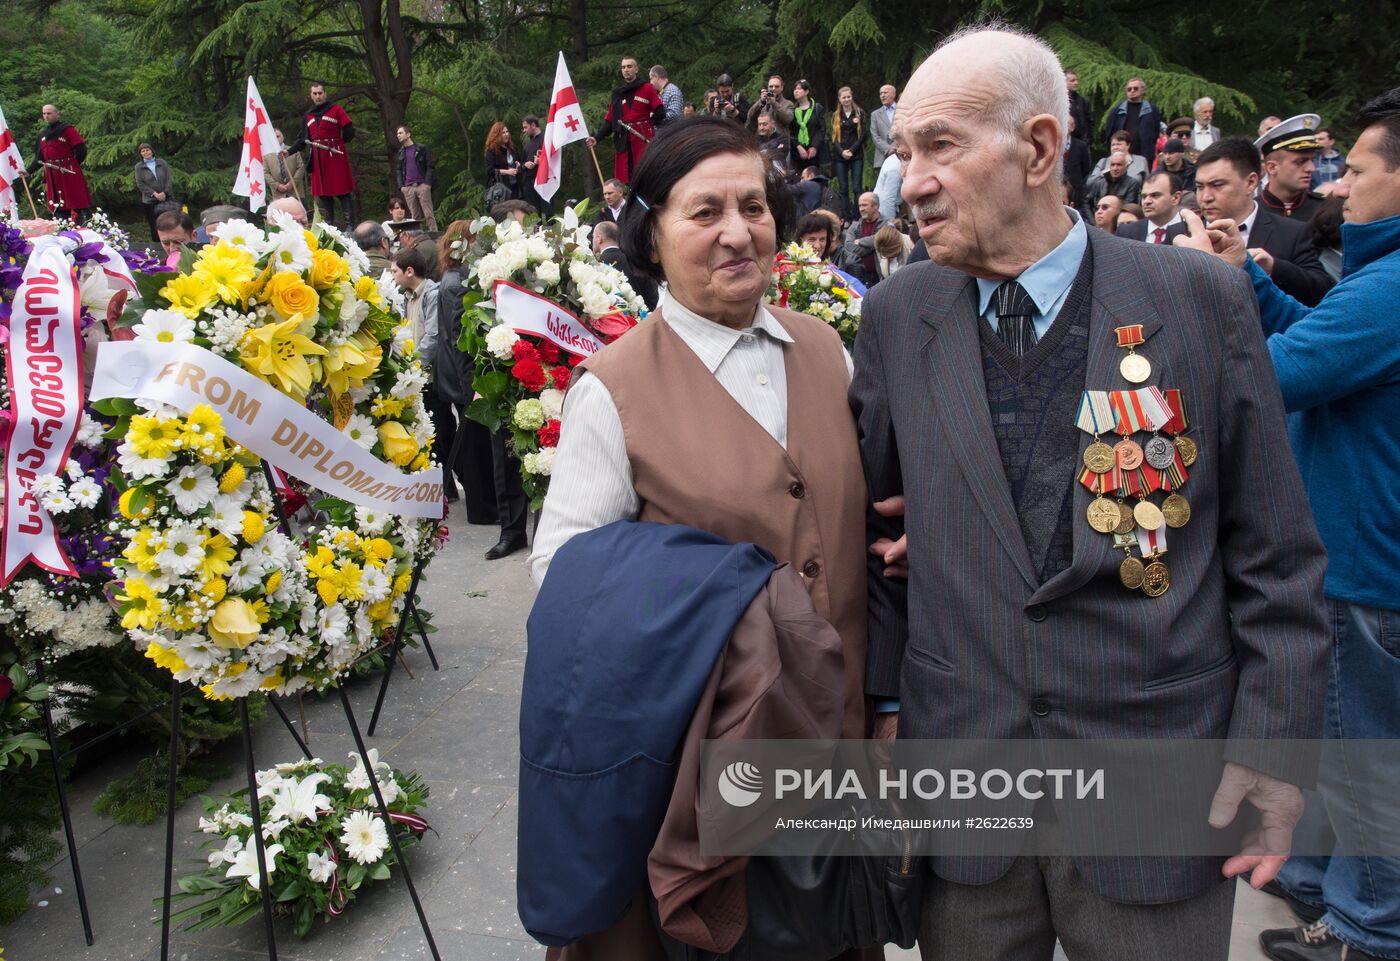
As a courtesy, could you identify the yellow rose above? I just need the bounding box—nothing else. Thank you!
[377,421,419,466]
[208,597,261,649]
[308,248,349,291]
[354,274,384,306]
[264,271,319,320]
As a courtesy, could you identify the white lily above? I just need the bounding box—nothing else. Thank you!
[267,772,332,825]
[226,842,284,889]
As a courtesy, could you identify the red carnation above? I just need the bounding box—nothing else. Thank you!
[538,342,561,364]
[512,340,540,363]
[550,365,572,391]
[538,419,561,448]
[511,358,547,392]
[0,674,13,702]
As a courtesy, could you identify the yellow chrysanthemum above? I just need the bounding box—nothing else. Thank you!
[361,537,394,567]
[367,598,394,623]
[123,529,163,573]
[218,461,247,494]
[144,641,188,675]
[392,570,413,596]
[331,529,361,551]
[354,274,384,307]
[180,404,226,446]
[242,511,266,543]
[192,243,257,304]
[303,229,320,251]
[159,272,217,318]
[118,578,165,631]
[371,396,408,420]
[240,315,328,399]
[128,415,182,459]
[263,271,319,321]
[200,532,237,580]
[260,672,285,691]
[315,575,340,607]
[166,602,205,633]
[203,577,228,603]
[305,545,336,579]
[308,248,349,291]
[264,570,283,594]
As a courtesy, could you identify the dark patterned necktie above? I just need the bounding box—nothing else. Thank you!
[994,280,1038,357]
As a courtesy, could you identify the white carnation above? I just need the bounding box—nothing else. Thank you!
[485,324,519,361]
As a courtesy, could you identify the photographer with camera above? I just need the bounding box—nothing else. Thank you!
[704,73,751,124]
[747,74,796,131]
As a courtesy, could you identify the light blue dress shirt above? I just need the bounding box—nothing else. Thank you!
[143,158,158,177]
[974,207,1088,339]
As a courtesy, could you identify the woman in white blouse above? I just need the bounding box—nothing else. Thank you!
[529,112,873,961]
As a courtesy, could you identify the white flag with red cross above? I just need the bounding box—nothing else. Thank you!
[536,53,590,203]
[0,103,27,218]
[232,77,280,212]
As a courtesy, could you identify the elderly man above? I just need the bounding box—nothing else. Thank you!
[268,196,309,228]
[1175,86,1400,961]
[839,191,890,285]
[1192,96,1222,152]
[870,84,899,171]
[1085,151,1142,210]
[852,25,1328,959]
[1105,76,1162,163]
[352,220,392,276]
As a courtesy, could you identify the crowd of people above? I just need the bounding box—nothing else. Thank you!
[11,32,1400,961]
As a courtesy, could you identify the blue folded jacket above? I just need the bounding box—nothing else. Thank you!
[518,520,776,947]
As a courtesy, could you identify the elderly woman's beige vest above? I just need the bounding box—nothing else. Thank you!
[577,304,868,737]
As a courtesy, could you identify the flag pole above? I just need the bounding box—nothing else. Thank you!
[20,173,42,219]
[586,143,606,187]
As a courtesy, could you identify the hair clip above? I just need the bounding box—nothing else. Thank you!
[634,196,651,212]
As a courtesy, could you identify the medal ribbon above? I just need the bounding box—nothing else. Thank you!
[1159,450,1188,491]
[1136,525,1166,558]
[1114,324,1145,348]
[1121,464,1163,497]
[1163,388,1189,435]
[1109,388,1172,435]
[1075,390,1114,435]
[1078,463,1123,494]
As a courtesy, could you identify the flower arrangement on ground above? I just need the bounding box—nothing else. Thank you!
[766,241,862,347]
[169,752,429,937]
[457,205,644,507]
[101,213,442,696]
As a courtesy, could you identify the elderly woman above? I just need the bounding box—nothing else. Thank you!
[529,109,870,961]
[133,143,175,242]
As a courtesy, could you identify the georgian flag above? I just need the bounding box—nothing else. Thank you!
[536,53,590,202]
[0,103,27,218]
[232,77,280,212]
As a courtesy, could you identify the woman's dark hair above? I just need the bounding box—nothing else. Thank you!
[1310,194,1345,251]
[620,115,792,283]
[387,192,409,217]
[794,213,835,256]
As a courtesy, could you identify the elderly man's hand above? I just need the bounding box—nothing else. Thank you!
[1209,761,1305,888]
[1173,209,1247,267]
[869,494,908,578]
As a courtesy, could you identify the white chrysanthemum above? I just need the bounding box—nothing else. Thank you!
[173,633,222,670]
[361,565,391,603]
[391,364,428,399]
[307,850,337,884]
[165,464,217,513]
[376,271,405,314]
[156,526,206,576]
[539,388,565,421]
[30,474,65,499]
[68,477,102,509]
[76,412,106,448]
[475,252,504,290]
[340,811,389,865]
[353,506,391,534]
[40,490,75,514]
[207,493,248,540]
[268,228,313,273]
[343,413,376,450]
[317,603,350,646]
[484,324,519,361]
[118,446,171,480]
[215,220,268,257]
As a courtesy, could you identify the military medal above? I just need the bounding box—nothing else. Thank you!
[1119,553,1146,589]
[1133,499,1165,531]
[1088,493,1122,534]
[1136,528,1170,597]
[1162,493,1191,528]
[1076,391,1117,473]
[1143,434,1176,470]
[1114,501,1136,535]
[1115,324,1152,383]
[1162,389,1197,466]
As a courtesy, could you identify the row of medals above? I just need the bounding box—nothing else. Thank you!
[1085,353,1195,597]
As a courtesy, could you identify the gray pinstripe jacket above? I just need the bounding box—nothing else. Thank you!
[850,227,1329,902]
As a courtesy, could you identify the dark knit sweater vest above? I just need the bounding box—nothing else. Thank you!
[979,242,1095,583]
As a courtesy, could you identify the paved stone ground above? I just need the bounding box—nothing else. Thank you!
[0,516,1300,960]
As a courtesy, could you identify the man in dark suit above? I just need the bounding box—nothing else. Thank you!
[595,178,627,225]
[1117,170,1187,244]
[1195,137,1334,306]
[592,219,658,310]
[852,27,1329,959]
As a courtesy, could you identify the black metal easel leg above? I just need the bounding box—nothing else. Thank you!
[366,563,424,737]
[239,700,279,961]
[337,687,440,960]
[267,696,315,760]
[36,660,94,946]
[408,597,438,671]
[159,678,182,961]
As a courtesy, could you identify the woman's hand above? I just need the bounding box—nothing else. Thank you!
[842,149,853,160]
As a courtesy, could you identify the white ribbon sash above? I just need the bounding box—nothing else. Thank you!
[493,280,603,357]
[2,237,85,586]
[90,341,443,518]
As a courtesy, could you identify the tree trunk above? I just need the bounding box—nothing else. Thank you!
[570,0,588,62]
[356,0,414,175]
